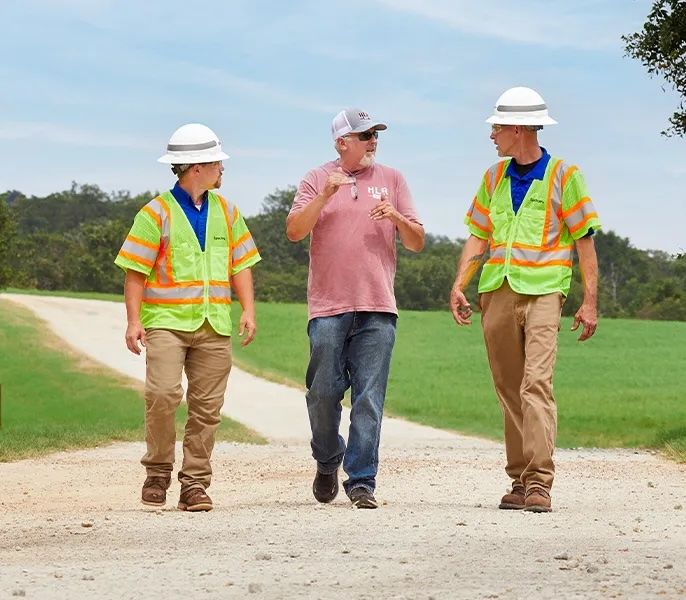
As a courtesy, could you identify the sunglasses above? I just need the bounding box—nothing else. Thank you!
[352,130,379,141]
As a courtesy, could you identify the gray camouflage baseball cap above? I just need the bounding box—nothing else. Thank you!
[331,108,387,139]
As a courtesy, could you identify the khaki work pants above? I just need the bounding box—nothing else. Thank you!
[142,322,232,491]
[480,281,564,493]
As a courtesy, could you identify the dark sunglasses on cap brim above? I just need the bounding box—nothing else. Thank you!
[354,130,379,141]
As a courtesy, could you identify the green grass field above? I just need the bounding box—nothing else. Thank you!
[232,302,686,461]
[4,289,685,461]
[0,300,265,462]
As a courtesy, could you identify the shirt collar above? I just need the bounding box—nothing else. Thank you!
[171,182,208,208]
[505,147,551,181]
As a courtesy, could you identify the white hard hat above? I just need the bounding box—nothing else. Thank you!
[486,87,558,126]
[157,123,230,164]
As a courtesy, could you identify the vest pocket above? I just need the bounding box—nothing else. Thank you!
[490,209,510,245]
[210,246,230,281]
[517,196,546,244]
[171,242,200,281]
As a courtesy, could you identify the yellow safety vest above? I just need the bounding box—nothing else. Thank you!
[465,156,600,296]
[116,191,253,335]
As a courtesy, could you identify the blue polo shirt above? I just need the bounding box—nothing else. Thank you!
[171,182,208,251]
[506,147,551,214]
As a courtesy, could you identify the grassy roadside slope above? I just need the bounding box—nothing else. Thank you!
[5,290,684,461]
[232,302,686,461]
[0,299,264,462]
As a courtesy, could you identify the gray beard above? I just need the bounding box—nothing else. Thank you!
[359,153,375,168]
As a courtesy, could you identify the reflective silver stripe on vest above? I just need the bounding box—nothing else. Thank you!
[232,237,258,263]
[486,163,505,196]
[496,103,547,112]
[469,204,490,231]
[208,285,232,301]
[564,199,595,230]
[542,161,565,248]
[166,140,218,151]
[488,245,506,261]
[143,285,204,301]
[511,246,573,264]
[120,238,158,265]
[146,197,172,284]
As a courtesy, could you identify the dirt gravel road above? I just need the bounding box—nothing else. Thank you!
[1,295,684,599]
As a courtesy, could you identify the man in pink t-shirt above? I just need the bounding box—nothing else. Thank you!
[286,108,424,509]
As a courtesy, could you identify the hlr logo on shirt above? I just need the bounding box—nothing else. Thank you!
[367,186,389,199]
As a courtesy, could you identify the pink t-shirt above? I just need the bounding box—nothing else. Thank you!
[290,159,422,320]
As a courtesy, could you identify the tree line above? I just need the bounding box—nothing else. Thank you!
[1,183,684,321]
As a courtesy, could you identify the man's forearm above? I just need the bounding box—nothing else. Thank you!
[231,268,256,315]
[576,236,598,306]
[396,216,425,252]
[124,270,146,324]
[453,235,489,290]
[286,195,328,241]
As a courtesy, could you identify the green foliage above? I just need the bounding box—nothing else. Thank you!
[0,196,15,288]
[396,235,477,310]
[3,183,685,320]
[244,187,309,303]
[623,0,686,137]
[7,183,152,292]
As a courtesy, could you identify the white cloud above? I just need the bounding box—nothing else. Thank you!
[0,121,154,149]
[0,121,287,160]
[371,0,647,51]
[177,62,338,115]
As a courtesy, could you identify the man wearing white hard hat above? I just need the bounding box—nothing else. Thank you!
[115,123,261,511]
[287,108,424,509]
[450,88,601,512]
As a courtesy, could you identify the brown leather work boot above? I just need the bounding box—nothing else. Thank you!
[499,485,525,510]
[178,487,213,512]
[524,488,552,513]
[141,475,171,507]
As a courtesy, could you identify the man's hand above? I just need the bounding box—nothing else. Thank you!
[369,193,399,223]
[238,311,257,346]
[323,168,355,199]
[125,320,146,355]
[450,285,473,326]
[571,303,597,341]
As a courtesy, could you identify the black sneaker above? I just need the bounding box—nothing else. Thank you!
[312,468,339,503]
[350,487,379,509]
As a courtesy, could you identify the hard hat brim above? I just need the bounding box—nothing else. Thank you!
[158,149,230,164]
[486,114,558,126]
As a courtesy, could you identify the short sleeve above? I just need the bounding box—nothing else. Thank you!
[114,211,161,275]
[560,168,601,240]
[230,205,261,275]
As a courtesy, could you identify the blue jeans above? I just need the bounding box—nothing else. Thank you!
[306,311,397,496]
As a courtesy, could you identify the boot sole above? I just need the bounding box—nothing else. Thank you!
[141,499,166,507]
[352,500,378,509]
[523,505,553,513]
[498,502,525,510]
[177,502,213,512]
[313,490,338,503]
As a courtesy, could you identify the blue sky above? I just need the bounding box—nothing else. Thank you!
[1,0,683,254]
